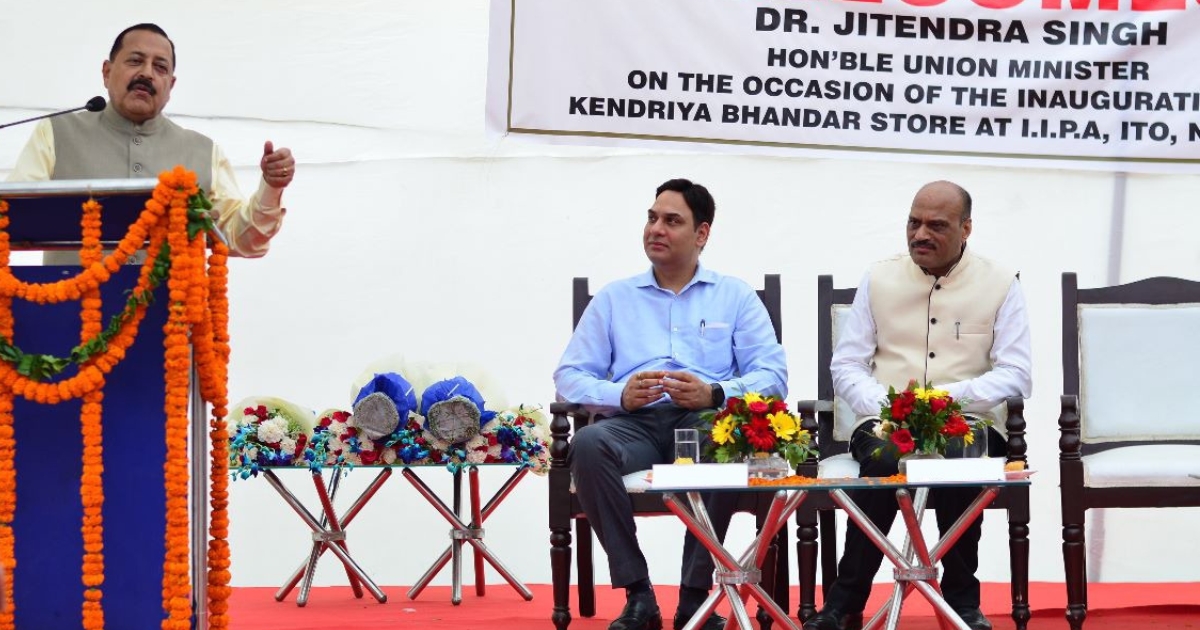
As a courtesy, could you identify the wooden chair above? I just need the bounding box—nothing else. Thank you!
[795,274,1031,628]
[1058,272,1200,630]
[548,274,789,630]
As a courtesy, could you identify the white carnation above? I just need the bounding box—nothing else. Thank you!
[465,449,488,464]
[257,417,289,444]
[381,449,397,465]
[279,437,298,456]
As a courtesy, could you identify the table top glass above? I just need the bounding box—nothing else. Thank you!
[645,475,1033,493]
[238,462,529,472]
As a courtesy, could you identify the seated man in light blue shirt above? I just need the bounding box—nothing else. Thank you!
[553,178,788,630]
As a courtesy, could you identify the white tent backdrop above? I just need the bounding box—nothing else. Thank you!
[2,1,1198,591]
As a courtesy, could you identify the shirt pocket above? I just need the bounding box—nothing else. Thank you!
[699,321,734,367]
[956,322,993,336]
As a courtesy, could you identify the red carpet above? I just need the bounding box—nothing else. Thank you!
[229,582,1199,629]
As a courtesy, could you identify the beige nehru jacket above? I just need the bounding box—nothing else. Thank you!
[51,107,214,190]
[868,250,1016,425]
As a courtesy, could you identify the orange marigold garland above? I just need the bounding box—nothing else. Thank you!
[79,199,106,629]
[0,167,232,630]
[0,200,14,624]
[201,241,231,629]
[161,168,197,630]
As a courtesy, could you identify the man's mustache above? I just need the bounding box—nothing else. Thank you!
[127,78,157,95]
[910,240,935,250]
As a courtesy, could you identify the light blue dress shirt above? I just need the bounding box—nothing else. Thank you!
[553,265,788,415]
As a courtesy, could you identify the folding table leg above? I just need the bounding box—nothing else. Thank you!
[470,467,485,597]
[274,467,393,602]
[404,466,534,603]
[662,490,805,630]
[836,487,999,630]
[263,467,390,606]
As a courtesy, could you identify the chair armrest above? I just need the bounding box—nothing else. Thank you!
[549,402,589,530]
[1058,394,1082,460]
[549,402,582,415]
[549,402,598,467]
[795,399,827,475]
[1003,396,1028,466]
[549,403,583,467]
[795,400,821,441]
[795,400,835,415]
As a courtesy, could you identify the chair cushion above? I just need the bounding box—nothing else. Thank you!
[622,470,653,493]
[818,453,861,479]
[1083,445,1200,488]
[569,470,654,494]
[1079,305,1200,442]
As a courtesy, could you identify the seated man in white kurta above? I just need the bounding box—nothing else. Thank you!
[804,181,1032,630]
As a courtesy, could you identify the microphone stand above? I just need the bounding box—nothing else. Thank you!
[0,96,107,131]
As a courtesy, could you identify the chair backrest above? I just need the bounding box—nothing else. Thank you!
[815,275,858,456]
[1062,272,1200,451]
[572,274,783,343]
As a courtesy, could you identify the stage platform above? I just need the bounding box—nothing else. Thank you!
[229,581,1198,629]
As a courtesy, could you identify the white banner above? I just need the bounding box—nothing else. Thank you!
[486,0,1200,172]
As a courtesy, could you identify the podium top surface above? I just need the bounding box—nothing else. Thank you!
[0,178,159,249]
[0,178,158,199]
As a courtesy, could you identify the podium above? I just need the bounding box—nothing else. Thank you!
[0,178,214,629]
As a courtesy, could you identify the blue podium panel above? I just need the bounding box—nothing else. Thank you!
[11,266,170,629]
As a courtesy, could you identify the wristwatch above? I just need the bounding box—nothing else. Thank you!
[710,383,725,409]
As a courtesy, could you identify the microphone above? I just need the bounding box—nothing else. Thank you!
[0,96,107,131]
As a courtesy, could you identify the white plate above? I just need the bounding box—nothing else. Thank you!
[1005,468,1037,480]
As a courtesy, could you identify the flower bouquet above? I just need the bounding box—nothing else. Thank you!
[228,396,317,478]
[872,380,985,461]
[303,402,551,475]
[701,392,814,477]
[422,404,550,474]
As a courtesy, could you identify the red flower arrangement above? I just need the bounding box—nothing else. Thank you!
[872,380,982,459]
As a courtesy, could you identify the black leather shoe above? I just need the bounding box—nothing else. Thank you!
[672,609,725,630]
[803,608,863,630]
[610,594,663,630]
[952,607,992,630]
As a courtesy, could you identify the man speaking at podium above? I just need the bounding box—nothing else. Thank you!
[5,23,294,258]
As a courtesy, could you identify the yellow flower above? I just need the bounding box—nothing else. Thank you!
[767,411,798,441]
[913,387,950,402]
[711,418,735,445]
[742,392,765,406]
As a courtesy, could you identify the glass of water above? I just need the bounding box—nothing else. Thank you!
[674,428,700,464]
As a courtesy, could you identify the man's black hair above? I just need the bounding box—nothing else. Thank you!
[655,178,715,227]
[110,23,176,69]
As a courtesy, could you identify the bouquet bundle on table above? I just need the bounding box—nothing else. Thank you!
[228,358,550,480]
[227,397,319,479]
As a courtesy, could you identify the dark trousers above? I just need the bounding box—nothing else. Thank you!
[823,421,1006,614]
[569,404,735,590]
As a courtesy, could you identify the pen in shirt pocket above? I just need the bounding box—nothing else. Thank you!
[700,319,706,337]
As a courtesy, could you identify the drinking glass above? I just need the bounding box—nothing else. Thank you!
[674,428,700,464]
[960,424,989,458]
